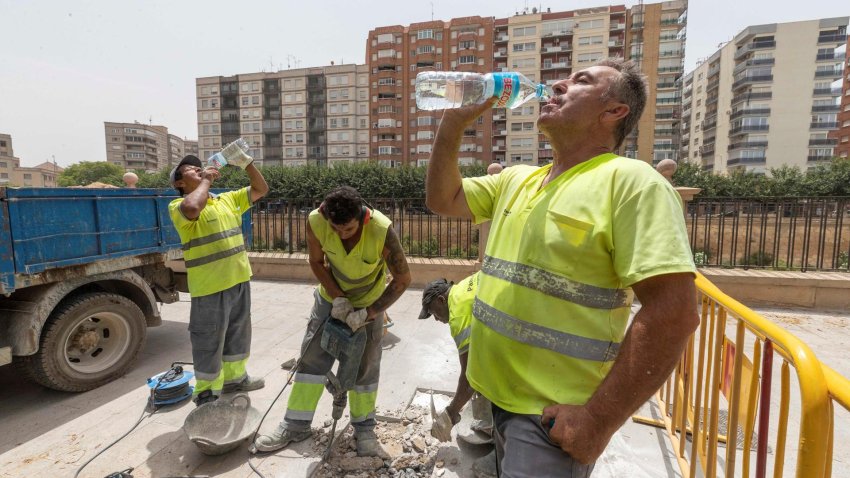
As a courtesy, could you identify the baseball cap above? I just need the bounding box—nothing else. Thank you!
[419,278,452,320]
[169,155,203,192]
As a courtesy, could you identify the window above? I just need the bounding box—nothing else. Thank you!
[513,26,536,37]
[23,173,32,180]
[0,161,6,168]
[376,33,394,44]
[577,52,604,63]
[417,29,434,40]
[510,138,534,148]
[578,19,604,29]
[416,131,434,140]
[542,20,573,36]
[417,116,434,126]
[510,153,534,162]
[511,58,536,69]
[510,122,535,131]
[459,40,474,50]
[512,42,536,52]
[459,55,475,64]
[377,49,396,58]
[578,35,603,46]
[417,45,433,54]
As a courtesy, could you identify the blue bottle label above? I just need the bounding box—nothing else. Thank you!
[492,72,521,108]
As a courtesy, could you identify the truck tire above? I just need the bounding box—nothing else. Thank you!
[18,292,147,392]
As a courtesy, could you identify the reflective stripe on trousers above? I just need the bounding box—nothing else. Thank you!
[282,289,385,432]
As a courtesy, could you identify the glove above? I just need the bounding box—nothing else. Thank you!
[344,308,369,331]
[331,297,354,321]
[431,409,454,442]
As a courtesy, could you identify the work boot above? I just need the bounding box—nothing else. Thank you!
[193,390,218,407]
[223,375,265,393]
[472,450,497,478]
[354,429,387,458]
[251,424,312,453]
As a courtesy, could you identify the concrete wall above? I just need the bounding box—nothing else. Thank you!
[249,252,850,311]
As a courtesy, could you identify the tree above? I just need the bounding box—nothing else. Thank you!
[57,161,125,187]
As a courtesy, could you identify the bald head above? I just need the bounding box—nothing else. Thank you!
[487,162,504,175]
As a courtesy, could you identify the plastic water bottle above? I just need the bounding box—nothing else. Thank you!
[207,138,250,169]
[415,71,551,110]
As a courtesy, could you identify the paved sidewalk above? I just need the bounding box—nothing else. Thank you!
[0,280,847,477]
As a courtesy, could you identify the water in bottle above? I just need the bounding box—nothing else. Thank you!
[207,138,250,169]
[415,71,551,111]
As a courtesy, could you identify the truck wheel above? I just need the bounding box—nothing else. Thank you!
[18,292,147,392]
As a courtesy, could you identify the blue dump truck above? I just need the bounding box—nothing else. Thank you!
[0,187,250,392]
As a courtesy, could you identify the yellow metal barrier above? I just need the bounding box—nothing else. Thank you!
[822,364,850,477]
[634,272,832,477]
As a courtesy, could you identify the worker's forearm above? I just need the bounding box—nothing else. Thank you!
[181,178,212,215]
[309,262,344,298]
[425,116,466,214]
[246,163,269,199]
[584,308,694,435]
[447,373,475,417]
[367,276,409,317]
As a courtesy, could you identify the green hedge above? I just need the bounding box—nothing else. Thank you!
[672,158,850,197]
[134,162,487,198]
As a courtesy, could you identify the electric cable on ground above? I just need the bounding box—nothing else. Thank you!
[72,361,193,478]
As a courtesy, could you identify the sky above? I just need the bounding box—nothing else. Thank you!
[0,0,847,167]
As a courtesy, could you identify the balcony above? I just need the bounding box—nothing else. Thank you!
[808,154,834,162]
[818,34,846,43]
[610,22,625,30]
[542,62,569,71]
[660,50,683,57]
[495,34,509,42]
[813,87,837,96]
[608,39,624,48]
[702,116,717,130]
[631,22,644,30]
[656,97,681,104]
[729,124,769,135]
[658,66,684,74]
[653,143,677,150]
[810,122,839,129]
[809,138,838,146]
[542,30,572,38]
[732,75,773,90]
[494,130,507,136]
[816,52,842,61]
[728,141,768,151]
[731,91,772,104]
[657,82,678,89]
[734,40,776,60]
[729,107,770,120]
[727,156,766,165]
[815,69,842,78]
[733,57,775,74]
[542,45,570,53]
[494,50,507,57]
[811,104,840,113]
[699,144,715,155]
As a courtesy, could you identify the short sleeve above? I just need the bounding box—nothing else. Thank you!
[612,181,696,287]
[168,198,194,232]
[218,186,252,214]
[462,174,502,224]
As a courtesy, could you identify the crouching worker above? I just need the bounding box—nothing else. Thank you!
[168,153,269,406]
[421,272,496,478]
[254,186,411,456]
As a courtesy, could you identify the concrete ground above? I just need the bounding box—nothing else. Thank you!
[0,280,847,478]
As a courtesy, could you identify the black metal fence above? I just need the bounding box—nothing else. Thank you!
[250,196,850,272]
[250,197,480,260]
[688,197,850,272]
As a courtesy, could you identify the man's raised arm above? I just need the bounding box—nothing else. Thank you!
[426,99,495,218]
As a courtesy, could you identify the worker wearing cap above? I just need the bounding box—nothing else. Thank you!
[420,272,497,478]
[168,153,269,406]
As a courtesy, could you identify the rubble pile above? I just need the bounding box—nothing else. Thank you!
[309,406,456,478]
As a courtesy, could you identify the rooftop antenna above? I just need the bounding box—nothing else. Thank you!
[430,1,434,20]
[148,116,153,126]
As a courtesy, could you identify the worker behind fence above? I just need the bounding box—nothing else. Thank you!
[420,272,497,478]
[168,153,270,406]
[426,58,699,477]
[254,186,412,457]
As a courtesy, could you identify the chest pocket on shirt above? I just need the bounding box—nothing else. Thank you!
[525,209,595,277]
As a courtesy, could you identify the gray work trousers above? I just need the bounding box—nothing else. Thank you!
[284,289,384,433]
[188,281,252,396]
[492,404,595,478]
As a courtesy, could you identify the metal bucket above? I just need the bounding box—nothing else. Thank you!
[183,393,262,455]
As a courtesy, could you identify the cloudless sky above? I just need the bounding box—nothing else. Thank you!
[1,0,847,167]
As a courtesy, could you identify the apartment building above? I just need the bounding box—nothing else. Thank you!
[184,140,199,158]
[367,1,683,167]
[104,122,173,172]
[626,0,687,164]
[196,63,370,168]
[367,17,495,167]
[681,17,849,173]
[0,134,62,187]
[830,37,850,158]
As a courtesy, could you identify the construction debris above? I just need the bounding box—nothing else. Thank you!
[309,405,445,478]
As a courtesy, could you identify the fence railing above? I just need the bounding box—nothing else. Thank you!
[688,197,850,272]
[250,197,481,260]
[249,196,850,272]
